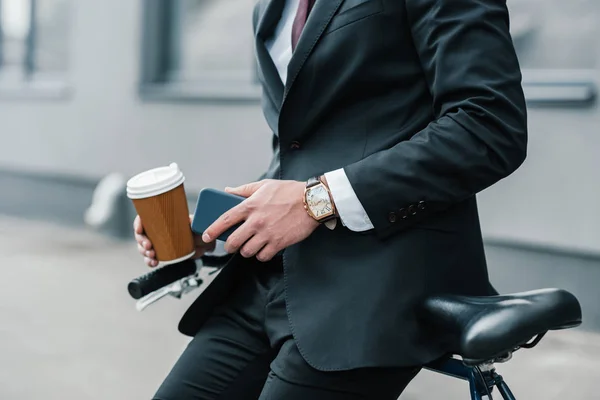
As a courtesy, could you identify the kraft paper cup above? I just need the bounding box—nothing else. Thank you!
[127,163,195,265]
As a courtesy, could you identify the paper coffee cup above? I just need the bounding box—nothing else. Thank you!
[127,163,195,265]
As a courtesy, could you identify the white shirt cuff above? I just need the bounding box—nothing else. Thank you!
[324,168,374,232]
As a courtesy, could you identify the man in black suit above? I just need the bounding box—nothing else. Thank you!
[136,0,527,398]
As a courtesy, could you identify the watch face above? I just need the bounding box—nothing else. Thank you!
[306,184,334,219]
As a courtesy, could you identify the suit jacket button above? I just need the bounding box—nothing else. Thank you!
[418,201,426,211]
[290,141,301,150]
[388,212,397,223]
[399,208,408,219]
[408,205,417,215]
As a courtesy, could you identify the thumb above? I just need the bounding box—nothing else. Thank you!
[225,181,266,198]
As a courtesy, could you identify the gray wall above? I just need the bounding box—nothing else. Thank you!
[1,0,599,256]
[479,102,600,255]
[0,0,271,189]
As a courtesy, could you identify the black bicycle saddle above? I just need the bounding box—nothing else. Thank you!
[421,288,582,364]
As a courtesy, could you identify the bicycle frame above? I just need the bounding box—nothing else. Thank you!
[425,357,516,400]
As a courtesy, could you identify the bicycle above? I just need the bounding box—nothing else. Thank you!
[127,256,583,400]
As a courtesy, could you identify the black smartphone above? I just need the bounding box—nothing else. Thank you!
[191,188,245,241]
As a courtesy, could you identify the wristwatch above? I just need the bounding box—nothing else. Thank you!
[303,176,338,230]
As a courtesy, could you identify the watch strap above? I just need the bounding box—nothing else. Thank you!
[306,176,321,188]
[324,219,337,230]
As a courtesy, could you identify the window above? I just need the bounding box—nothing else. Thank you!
[508,0,598,105]
[0,0,70,97]
[141,0,260,101]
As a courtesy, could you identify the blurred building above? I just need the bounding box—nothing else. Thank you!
[0,1,599,321]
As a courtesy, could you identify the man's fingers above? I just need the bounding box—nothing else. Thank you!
[135,233,152,249]
[225,180,268,198]
[138,243,155,258]
[203,203,247,243]
[223,222,255,254]
[135,216,156,267]
[256,244,279,263]
[133,217,152,251]
[133,216,144,234]
[239,235,268,259]
[145,257,158,268]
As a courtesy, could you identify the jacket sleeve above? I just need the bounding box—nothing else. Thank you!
[343,0,528,239]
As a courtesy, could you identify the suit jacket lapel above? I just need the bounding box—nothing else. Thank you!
[255,0,285,111]
[283,0,344,102]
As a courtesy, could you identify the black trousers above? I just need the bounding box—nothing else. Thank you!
[153,257,420,400]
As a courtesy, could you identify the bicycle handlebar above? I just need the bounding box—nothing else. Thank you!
[127,254,231,300]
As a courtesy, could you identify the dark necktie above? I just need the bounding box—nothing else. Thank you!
[291,0,316,51]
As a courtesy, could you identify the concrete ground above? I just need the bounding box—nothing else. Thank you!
[0,216,598,400]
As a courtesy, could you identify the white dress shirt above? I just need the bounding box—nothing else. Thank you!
[264,0,374,232]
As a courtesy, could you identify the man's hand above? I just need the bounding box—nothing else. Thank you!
[202,179,320,262]
[134,215,216,267]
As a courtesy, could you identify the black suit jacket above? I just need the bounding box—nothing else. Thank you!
[179,0,527,371]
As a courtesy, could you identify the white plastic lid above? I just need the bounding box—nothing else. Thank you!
[126,163,185,199]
